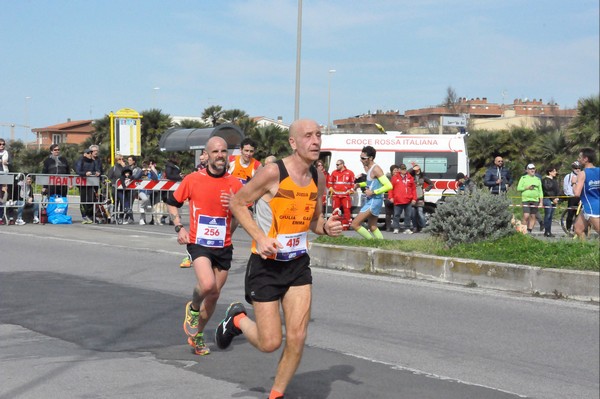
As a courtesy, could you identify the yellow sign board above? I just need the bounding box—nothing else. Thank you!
[109,108,142,165]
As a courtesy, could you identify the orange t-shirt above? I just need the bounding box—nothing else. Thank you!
[173,169,242,247]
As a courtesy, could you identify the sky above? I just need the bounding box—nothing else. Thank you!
[1,0,598,143]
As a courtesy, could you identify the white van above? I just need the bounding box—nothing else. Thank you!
[319,131,469,216]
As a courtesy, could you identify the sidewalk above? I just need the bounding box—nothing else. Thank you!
[310,222,599,302]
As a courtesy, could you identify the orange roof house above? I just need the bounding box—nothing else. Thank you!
[31,119,94,149]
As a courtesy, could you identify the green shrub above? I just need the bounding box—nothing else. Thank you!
[427,191,514,247]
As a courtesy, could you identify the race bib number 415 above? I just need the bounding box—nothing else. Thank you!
[275,232,308,261]
[196,215,226,248]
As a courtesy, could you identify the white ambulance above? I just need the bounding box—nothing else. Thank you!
[319,131,469,216]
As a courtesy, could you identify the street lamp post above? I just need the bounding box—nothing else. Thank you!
[153,87,160,108]
[327,69,336,134]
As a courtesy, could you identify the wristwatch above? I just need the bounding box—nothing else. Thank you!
[174,224,184,233]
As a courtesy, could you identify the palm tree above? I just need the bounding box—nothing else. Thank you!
[566,95,599,151]
[248,125,291,161]
[222,109,248,124]
[237,116,258,137]
[531,130,568,169]
[467,130,503,170]
[174,119,210,129]
[202,105,224,126]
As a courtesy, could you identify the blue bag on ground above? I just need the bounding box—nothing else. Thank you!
[47,195,72,224]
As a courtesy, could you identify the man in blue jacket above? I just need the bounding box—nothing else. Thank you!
[484,156,513,194]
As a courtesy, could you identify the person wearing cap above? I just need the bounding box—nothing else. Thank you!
[42,144,71,197]
[562,161,581,233]
[484,156,513,194]
[75,147,101,224]
[517,163,543,233]
[573,147,600,239]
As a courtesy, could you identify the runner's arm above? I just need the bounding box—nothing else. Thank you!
[573,170,586,198]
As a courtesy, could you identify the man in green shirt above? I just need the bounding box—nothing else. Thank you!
[517,163,543,234]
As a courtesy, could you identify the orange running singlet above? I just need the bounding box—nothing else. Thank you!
[228,155,261,185]
[253,160,319,261]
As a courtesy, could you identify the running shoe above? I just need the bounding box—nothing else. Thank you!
[187,332,210,356]
[180,257,192,268]
[215,302,246,349]
[183,301,199,337]
[16,219,26,226]
[33,216,40,224]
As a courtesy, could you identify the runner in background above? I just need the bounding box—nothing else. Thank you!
[228,138,262,185]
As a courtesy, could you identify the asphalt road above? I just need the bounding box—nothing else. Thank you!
[0,223,598,399]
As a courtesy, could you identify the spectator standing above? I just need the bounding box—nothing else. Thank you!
[228,138,262,185]
[0,184,7,224]
[541,167,560,237]
[89,145,103,175]
[0,138,9,173]
[350,146,392,239]
[562,161,581,233]
[122,156,142,224]
[106,155,126,219]
[573,147,600,239]
[410,164,433,232]
[517,163,543,233]
[484,156,513,194]
[328,159,355,230]
[167,136,243,356]
[391,163,417,234]
[163,154,183,225]
[41,144,71,197]
[218,119,342,399]
[75,148,101,224]
[384,165,399,232]
[15,175,40,225]
[138,160,160,225]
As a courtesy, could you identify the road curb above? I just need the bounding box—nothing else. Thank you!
[309,243,599,302]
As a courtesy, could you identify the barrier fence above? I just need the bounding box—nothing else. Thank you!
[0,172,187,225]
[1,172,580,225]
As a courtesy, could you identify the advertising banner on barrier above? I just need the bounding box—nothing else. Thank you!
[35,175,100,187]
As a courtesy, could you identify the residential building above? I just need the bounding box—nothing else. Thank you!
[31,119,94,149]
[405,97,577,133]
[333,111,409,134]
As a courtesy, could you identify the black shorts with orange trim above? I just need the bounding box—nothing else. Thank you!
[244,253,312,304]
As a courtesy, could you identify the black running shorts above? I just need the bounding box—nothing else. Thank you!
[244,253,312,304]
[186,244,234,271]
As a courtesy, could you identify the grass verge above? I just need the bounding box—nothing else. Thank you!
[315,233,599,272]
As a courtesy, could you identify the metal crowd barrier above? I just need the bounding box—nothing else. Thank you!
[0,173,26,224]
[111,178,187,225]
[26,173,109,224]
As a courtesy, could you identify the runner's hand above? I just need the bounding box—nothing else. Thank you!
[256,236,283,259]
[325,208,343,236]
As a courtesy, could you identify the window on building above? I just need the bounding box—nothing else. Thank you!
[52,134,62,144]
